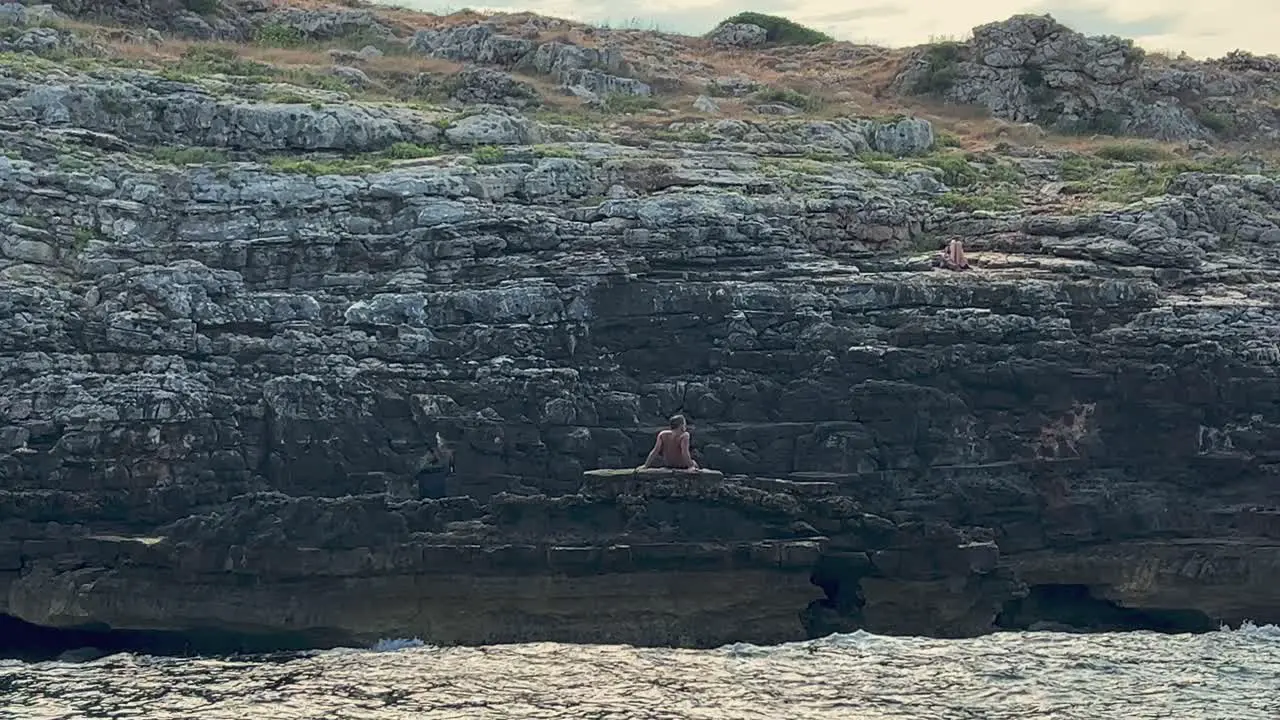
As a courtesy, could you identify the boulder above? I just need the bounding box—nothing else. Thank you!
[448,66,541,108]
[443,111,542,145]
[409,24,535,66]
[708,22,767,48]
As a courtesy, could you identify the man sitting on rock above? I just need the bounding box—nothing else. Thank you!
[642,414,699,471]
[937,238,970,270]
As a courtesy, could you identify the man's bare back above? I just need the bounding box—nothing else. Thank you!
[643,415,698,470]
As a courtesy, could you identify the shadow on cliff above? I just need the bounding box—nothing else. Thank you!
[0,614,349,662]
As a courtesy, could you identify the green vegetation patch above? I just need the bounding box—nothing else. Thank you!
[935,188,1022,212]
[152,146,230,165]
[1093,141,1172,163]
[255,23,306,48]
[714,13,833,46]
[933,130,963,148]
[183,0,221,15]
[923,151,981,187]
[911,42,964,96]
[71,226,102,253]
[1060,155,1110,181]
[470,145,506,164]
[531,144,580,158]
[751,86,823,112]
[383,142,439,160]
[599,93,661,114]
[176,45,274,79]
[1059,155,1249,204]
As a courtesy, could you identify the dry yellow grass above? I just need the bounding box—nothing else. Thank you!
[65,1,1247,157]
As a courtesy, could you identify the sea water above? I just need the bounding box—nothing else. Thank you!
[2,624,1278,719]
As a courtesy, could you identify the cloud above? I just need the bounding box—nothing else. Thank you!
[1030,2,1184,37]
[801,5,906,24]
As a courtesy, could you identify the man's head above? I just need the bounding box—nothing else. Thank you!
[668,414,687,431]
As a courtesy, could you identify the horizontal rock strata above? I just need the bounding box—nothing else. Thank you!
[2,3,1280,654]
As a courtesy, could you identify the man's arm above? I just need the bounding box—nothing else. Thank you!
[642,432,664,467]
[679,433,697,469]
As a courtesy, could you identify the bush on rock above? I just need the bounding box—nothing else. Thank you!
[712,13,832,46]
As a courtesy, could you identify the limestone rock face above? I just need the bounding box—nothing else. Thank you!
[892,13,1280,141]
[42,0,254,40]
[449,66,541,108]
[708,23,767,48]
[2,9,1280,653]
[262,7,396,43]
[442,110,542,145]
[0,76,441,152]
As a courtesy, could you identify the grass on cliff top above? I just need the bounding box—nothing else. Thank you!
[712,13,833,46]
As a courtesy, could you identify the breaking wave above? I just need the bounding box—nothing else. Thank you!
[3,627,1278,719]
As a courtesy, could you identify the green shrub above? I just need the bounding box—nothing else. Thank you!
[1196,110,1235,135]
[751,86,823,111]
[72,226,100,252]
[255,23,306,48]
[1094,141,1171,163]
[714,12,833,46]
[933,130,963,148]
[599,93,660,114]
[1020,67,1055,105]
[911,42,964,96]
[183,0,221,14]
[152,146,229,165]
[177,45,272,78]
[471,145,505,164]
[926,151,980,187]
[384,142,439,160]
[1060,155,1108,181]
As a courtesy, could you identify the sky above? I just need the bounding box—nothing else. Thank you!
[377,0,1277,58]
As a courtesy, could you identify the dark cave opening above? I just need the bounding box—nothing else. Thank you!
[995,584,1217,634]
[0,614,351,662]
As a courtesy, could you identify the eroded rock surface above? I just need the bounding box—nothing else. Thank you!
[2,5,1280,652]
[893,14,1280,141]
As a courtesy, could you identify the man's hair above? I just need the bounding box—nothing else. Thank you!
[668,414,686,429]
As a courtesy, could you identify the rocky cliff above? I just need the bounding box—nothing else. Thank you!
[2,1,1280,657]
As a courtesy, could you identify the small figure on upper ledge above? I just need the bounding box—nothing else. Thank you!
[936,238,970,271]
[642,414,699,471]
[415,432,455,499]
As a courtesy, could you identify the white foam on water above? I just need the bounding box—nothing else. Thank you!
[719,629,898,658]
[370,637,427,652]
[1225,620,1280,641]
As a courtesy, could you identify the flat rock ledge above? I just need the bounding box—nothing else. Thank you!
[581,467,726,497]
